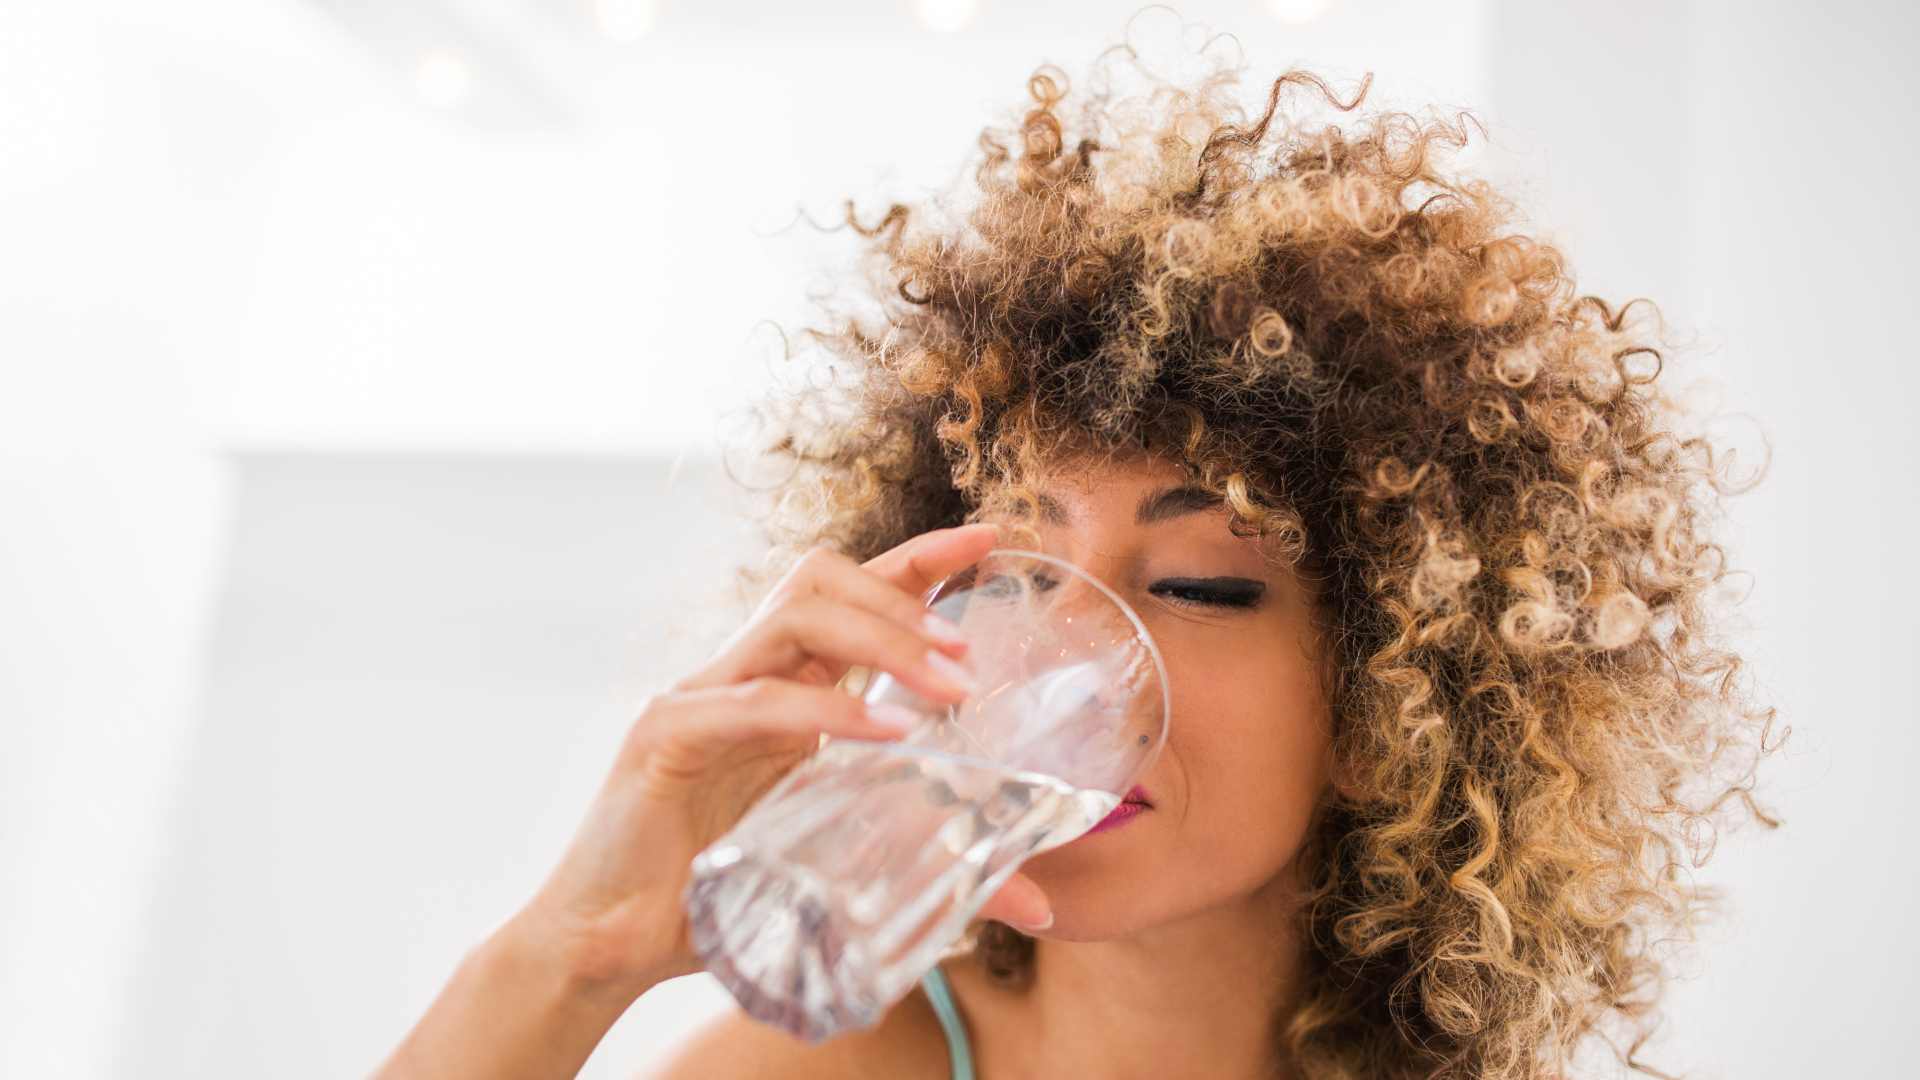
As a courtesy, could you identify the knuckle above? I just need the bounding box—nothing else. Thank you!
[636,689,678,721]
[766,545,832,598]
[760,580,829,622]
[794,544,844,578]
[633,691,664,726]
[729,676,784,709]
[624,691,680,752]
[776,592,828,628]
[753,591,806,630]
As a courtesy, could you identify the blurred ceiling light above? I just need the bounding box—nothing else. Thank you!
[914,0,979,34]
[593,0,658,42]
[1268,0,1335,23]
[415,48,472,108]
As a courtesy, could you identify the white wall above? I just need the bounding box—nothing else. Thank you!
[1669,4,1918,1076]
[1484,4,1920,1076]
[2,2,1911,1077]
[114,453,763,1077]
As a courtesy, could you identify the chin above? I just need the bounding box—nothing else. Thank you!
[1012,909,1158,943]
[1007,884,1159,943]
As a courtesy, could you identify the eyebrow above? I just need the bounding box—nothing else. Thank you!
[1032,485,1225,526]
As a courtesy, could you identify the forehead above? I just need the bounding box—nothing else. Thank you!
[1062,447,1189,481]
[985,453,1323,607]
[999,452,1244,535]
[1038,453,1191,504]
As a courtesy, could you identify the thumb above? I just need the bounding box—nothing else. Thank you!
[977,870,1053,932]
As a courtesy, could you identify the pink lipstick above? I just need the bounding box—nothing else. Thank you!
[1084,784,1153,836]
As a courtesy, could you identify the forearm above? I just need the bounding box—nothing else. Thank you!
[373,914,655,1080]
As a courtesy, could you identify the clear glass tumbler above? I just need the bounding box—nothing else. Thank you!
[681,548,1171,1042]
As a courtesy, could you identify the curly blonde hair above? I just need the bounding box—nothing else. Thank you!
[738,28,1786,1080]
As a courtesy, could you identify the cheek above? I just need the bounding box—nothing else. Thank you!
[1167,638,1331,851]
[1017,626,1334,933]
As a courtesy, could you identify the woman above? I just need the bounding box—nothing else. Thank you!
[376,39,1784,1080]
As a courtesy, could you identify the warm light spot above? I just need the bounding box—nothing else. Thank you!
[914,0,979,33]
[1267,0,1336,24]
[414,49,470,109]
[593,0,657,42]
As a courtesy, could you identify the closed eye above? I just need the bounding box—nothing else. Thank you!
[977,570,1061,599]
[1148,577,1266,610]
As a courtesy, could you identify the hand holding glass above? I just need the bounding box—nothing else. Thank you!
[681,549,1170,1042]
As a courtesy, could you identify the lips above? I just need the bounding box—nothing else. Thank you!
[1075,784,1155,840]
[1085,796,1148,835]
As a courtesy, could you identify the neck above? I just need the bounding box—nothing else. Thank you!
[987,867,1308,1080]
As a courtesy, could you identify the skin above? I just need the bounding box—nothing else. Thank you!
[925,451,1347,1080]
[662,451,1361,1079]
[377,450,1352,1080]
[376,521,1053,1080]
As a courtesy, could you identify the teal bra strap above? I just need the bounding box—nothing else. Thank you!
[919,965,976,1080]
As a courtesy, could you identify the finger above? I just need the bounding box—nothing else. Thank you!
[861,522,1001,599]
[656,681,1051,930]
[662,677,926,748]
[689,595,979,702]
[783,546,971,656]
[977,870,1053,932]
[691,538,983,696]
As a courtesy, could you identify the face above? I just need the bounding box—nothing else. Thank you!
[988,453,1339,941]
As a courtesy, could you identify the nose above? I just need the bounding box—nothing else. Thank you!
[1029,532,1136,598]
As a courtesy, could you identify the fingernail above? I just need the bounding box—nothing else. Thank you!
[954,522,1000,545]
[922,613,968,649]
[867,702,923,732]
[923,649,979,698]
[1016,908,1054,932]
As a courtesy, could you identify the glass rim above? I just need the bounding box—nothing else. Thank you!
[921,546,1173,771]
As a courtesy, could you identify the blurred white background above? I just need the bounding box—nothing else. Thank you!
[1,1,1913,1077]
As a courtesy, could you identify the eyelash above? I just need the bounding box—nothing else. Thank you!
[1148,578,1266,610]
[978,572,1264,611]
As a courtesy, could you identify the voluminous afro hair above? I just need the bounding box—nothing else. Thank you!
[740,22,1786,1080]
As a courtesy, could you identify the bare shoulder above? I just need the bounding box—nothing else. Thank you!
[639,982,949,1080]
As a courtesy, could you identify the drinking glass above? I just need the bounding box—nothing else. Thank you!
[680,548,1170,1042]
